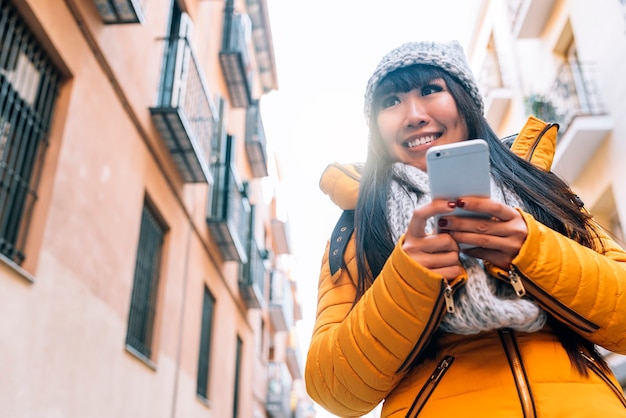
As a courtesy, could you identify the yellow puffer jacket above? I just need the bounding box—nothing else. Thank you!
[305,117,626,417]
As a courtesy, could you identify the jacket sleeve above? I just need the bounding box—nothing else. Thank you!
[512,211,626,353]
[304,235,451,417]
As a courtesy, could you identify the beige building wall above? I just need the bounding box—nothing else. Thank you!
[469,0,626,385]
[0,0,306,417]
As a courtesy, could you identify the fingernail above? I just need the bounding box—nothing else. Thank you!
[438,218,448,227]
[447,201,456,208]
[456,199,465,208]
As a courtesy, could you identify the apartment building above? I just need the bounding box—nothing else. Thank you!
[0,0,309,417]
[469,0,626,387]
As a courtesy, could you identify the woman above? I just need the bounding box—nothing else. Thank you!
[305,40,626,417]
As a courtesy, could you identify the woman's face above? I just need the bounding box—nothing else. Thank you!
[375,77,469,171]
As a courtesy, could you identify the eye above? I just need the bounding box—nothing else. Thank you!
[421,83,444,96]
[421,78,446,96]
[380,94,401,109]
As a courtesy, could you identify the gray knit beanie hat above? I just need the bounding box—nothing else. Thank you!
[363,40,483,124]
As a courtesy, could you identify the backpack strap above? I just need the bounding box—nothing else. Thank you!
[329,210,355,275]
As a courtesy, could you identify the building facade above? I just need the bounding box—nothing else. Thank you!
[0,0,309,417]
[469,0,626,387]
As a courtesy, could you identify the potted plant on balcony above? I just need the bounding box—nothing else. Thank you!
[524,94,559,122]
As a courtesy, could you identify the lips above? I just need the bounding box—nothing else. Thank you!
[404,134,440,148]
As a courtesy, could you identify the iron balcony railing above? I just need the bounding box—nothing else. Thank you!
[219,9,253,108]
[207,162,250,262]
[266,360,292,418]
[150,29,217,183]
[527,62,606,137]
[92,0,145,24]
[245,100,268,177]
[268,270,294,332]
[239,226,266,309]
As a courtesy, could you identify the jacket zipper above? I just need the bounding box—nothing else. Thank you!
[496,267,600,334]
[405,355,455,418]
[499,329,537,418]
[397,279,461,373]
[580,351,626,407]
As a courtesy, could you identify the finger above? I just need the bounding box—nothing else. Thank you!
[431,265,465,281]
[456,197,518,222]
[446,215,528,247]
[462,246,513,271]
[406,200,457,238]
[403,231,459,255]
[454,232,522,253]
[404,241,464,279]
[445,218,522,240]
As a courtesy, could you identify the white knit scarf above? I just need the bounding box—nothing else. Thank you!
[387,162,546,334]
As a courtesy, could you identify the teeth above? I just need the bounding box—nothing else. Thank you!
[406,135,437,147]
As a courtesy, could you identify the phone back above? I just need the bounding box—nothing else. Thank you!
[426,139,490,201]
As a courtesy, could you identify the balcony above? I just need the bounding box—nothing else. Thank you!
[220,10,253,108]
[244,0,277,94]
[268,270,294,332]
[245,101,268,177]
[508,0,556,38]
[266,361,292,418]
[92,0,145,24]
[270,218,291,255]
[207,162,250,262]
[527,63,612,183]
[552,116,612,183]
[239,226,267,309]
[285,330,303,380]
[150,21,217,183]
[479,48,512,128]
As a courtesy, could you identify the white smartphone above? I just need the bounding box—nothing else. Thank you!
[426,139,491,248]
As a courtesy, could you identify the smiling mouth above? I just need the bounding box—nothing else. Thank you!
[404,134,440,148]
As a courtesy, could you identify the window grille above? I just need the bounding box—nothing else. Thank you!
[0,0,60,264]
[126,202,165,359]
[196,286,215,399]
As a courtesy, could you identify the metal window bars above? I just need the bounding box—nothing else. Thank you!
[0,0,60,264]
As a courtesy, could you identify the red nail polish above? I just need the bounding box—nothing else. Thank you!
[456,199,465,208]
[447,201,456,208]
[438,218,448,227]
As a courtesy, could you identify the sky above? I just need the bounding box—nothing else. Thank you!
[260,1,483,416]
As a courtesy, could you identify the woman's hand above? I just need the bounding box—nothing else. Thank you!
[438,196,528,270]
[403,200,464,280]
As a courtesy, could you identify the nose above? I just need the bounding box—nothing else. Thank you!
[403,96,429,129]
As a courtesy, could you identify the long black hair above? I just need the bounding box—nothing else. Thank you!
[354,64,605,373]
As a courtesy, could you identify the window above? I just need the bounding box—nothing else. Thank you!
[126,201,165,360]
[0,0,61,264]
[196,286,215,400]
